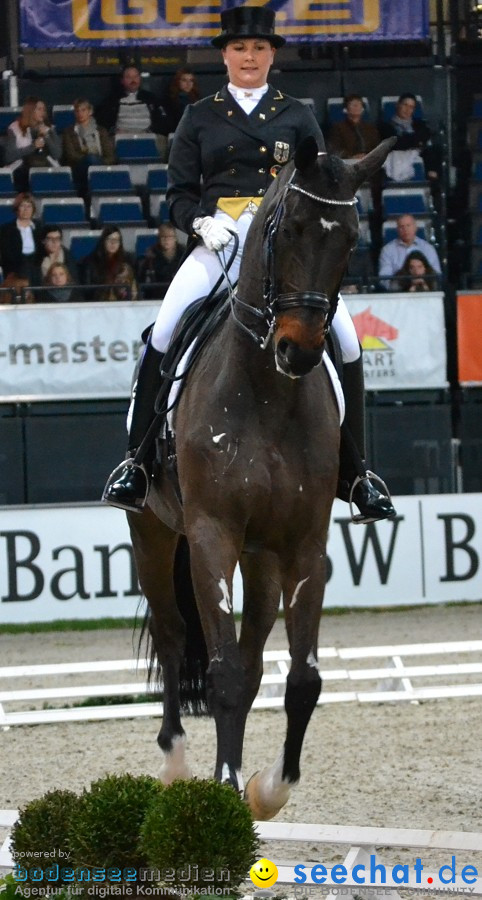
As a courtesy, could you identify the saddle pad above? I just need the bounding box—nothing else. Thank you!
[167,346,345,431]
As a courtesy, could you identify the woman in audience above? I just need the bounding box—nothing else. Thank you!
[0,192,41,282]
[109,262,138,301]
[81,225,135,301]
[137,223,184,298]
[62,98,116,195]
[5,97,62,190]
[161,68,201,133]
[37,224,79,283]
[395,250,439,291]
[40,262,82,303]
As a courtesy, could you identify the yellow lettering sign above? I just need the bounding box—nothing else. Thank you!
[100,0,158,26]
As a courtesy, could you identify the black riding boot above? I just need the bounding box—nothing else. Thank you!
[337,355,396,523]
[102,341,164,513]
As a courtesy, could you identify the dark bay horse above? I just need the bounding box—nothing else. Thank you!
[128,137,394,820]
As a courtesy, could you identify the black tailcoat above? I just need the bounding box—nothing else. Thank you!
[167,85,325,234]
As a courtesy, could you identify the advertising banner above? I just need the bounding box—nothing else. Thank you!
[20,0,430,49]
[457,292,482,386]
[0,301,159,402]
[0,494,480,624]
[0,294,446,401]
[345,293,448,391]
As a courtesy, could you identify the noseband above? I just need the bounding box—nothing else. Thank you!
[232,172,357,349]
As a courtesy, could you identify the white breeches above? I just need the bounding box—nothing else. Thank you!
[151,208,360,364]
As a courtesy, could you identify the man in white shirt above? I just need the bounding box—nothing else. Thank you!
[378,214,441,289]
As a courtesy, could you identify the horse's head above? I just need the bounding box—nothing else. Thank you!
[247,135,395,378]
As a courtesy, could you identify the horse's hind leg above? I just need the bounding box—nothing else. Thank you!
[127,507,191,783]
[245,549,324,820]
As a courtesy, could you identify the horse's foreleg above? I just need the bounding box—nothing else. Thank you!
[185,517,244,790]
[128,507,191,783]
[245,549,325,820]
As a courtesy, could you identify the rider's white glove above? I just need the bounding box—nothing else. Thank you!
[192,216,236,252]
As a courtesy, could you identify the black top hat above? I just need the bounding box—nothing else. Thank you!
[211,6,286,48]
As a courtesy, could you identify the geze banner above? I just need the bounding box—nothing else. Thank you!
[20,0,430,48]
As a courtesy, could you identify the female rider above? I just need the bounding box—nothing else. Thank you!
[103,5,395,524]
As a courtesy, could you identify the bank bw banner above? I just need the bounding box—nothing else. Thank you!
[0,494,480,623]
[20,0,430,48]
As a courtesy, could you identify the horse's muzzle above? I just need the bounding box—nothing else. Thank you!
[275,338,323,378]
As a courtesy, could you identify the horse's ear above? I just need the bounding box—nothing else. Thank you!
[349,137,397,190]
[294,136,319,174]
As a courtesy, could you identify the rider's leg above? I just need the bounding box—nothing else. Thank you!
[102,334,165,512]
[103,210,251,513]
[332,297,396,522]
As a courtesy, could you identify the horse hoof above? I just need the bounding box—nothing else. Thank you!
[159,761,192,785]
[244,770,291,821]
[159,734,192,785]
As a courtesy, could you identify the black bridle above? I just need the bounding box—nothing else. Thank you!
[230,171,358,349]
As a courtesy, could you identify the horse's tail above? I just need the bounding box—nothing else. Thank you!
[174,535,209,715]
[140,535,209,715]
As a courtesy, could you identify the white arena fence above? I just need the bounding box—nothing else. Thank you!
[1,813,482,897]
[1,640,482,727]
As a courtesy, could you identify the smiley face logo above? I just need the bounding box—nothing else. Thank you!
[250,857,278,888]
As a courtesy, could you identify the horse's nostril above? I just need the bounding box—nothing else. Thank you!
[277,338,289,356]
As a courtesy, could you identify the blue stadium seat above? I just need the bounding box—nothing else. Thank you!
[29,166,75,196]
[355,186,373,215]
[41,197,87,226]
[381,187,432,217]
[472,97,482,118]
[146,164,168,193]
[135,228,159,258]
[95,195,145,226]
[326,96,369,123]
[380,95,424,122]
[149,193,170,223]
[52,105,75,132]
[88,165,134,196]
[0,107,20,135]
[115,135,160,163]
[0,198,15,224]
[0,170,15,197]
[473,159,482,180]
[471,215,482,245]
[68,230,102,261]
[382,217,434,244]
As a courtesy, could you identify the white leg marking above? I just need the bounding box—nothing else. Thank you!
[289,576,310,608]
[218,577,232,614]
[160,734,192,785]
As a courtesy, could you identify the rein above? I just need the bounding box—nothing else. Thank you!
[231,171,357,349]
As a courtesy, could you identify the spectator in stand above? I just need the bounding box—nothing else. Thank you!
[39,262,83,303]
[37,224,79,283]
[80,225,135,301]
[161,68,201,134]
[110,263,138,301]
[1,273,35,304]
[96,65,169,161]
[327,94,380,160]
[394,250,439,292]
[5,97,62,190]
[0,192,41,282]
[62,98,116,196]
[379,92,440,182]
[137,223,184,298]
[378,214,441,290]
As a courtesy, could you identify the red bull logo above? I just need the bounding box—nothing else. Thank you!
[352,306,399,350]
